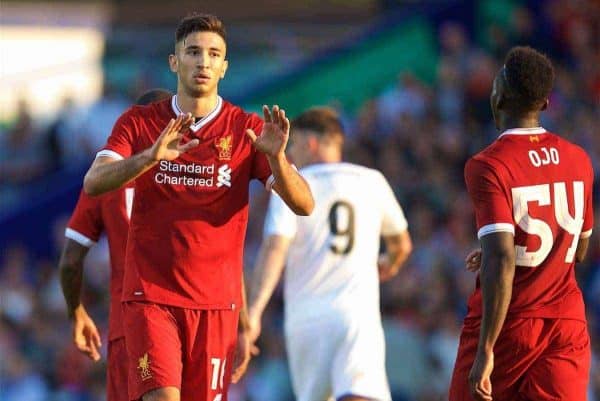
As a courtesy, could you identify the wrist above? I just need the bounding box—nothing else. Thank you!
[143,147,161,163]
[476,344,494,357]
[238,319,250,333]
[248,304,262,320]
[238,311,250,333]
[70,304,85,320]
[266,152,286,165]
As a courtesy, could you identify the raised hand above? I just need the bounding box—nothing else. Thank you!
[72,305,102,361]
[246,105,290,158]
[150,113,198,161]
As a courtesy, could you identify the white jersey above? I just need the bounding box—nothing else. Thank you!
[264,162,408,327]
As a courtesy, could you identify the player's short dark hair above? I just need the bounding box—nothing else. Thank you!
[175,13,226,45]
[135,88,173,106]
[503,46,554,112]
[291,107,345,141]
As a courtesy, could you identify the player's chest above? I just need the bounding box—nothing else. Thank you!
[137,122,252,193]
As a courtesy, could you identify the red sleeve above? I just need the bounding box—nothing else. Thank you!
[465,157,515,239]
[581,155,594,238]
[247,113,273,188]
[65,190,104,247]
[96,107,137,160]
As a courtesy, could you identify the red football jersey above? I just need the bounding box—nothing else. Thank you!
[464,127,594,321]
[66,187,133,340]
[98,96,272,309]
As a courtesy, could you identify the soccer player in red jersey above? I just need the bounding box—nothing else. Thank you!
[59,89,173,401]
[449,46,594,401]
[82,13,314,401]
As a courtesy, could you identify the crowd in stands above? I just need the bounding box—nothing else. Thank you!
[1,1,599,400]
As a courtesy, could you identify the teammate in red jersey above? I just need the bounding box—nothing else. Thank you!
[449,46,594,401]
[59,89,173,401]
[82,13,314,401]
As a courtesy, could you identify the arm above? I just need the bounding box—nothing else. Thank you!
[469,232,516,401]
[239,278,250,333]
[575,237,590,263]
[269,155,314,216]
[83,113,196,196]
[246,105,314,216]
[247,235,291,343]
[59,239,89,318]
[231,275,254,383]
[58,239,101,361]
[477,232,515,353]
[467,233,590,272]
[84,154,156,196]
[378,230,413,282]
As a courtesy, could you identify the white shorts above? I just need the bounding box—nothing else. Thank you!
[284,313,391,401]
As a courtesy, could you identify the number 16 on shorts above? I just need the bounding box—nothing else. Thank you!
[210,357,226,401]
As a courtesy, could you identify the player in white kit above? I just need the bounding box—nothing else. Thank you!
[247,107,413,401]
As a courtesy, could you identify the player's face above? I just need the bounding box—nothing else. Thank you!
[170,31,228,98]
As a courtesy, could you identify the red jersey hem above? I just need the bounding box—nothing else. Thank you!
[122,294,241,311]
[465,310,587,324]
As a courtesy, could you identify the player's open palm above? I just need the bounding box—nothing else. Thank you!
[73,306,102,362]
[469,351,494,401]
[150,113,198,161]
[246,105,290,158]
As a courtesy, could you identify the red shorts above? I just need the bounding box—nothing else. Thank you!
[449,317,590,401]
[107,336,129,401]
[122,301,239,401]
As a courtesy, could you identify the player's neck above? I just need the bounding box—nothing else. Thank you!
[315,147,341,164]
[498,113,541,132]
[310,156,341,166]
[176,91,219,119]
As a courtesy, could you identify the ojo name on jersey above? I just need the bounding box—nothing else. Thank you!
[528,147,559,167]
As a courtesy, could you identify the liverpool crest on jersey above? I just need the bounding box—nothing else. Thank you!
[215,135,233,160]
[138,353,152,381]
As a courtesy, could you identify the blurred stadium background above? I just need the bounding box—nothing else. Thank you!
[1,0,599,400]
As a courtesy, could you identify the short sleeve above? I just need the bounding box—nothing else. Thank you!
[376,171,408,235]
[581,156,594,238]
[247,114,274,189]
[65,190,104,247]
[96,108,137,160]
[465,158,515,239]
[263,192,297,239]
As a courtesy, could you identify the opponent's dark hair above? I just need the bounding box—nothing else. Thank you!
[503,46,555,112]
[291,107,345,140]
[135,88,173,106]
[175,13,226,45]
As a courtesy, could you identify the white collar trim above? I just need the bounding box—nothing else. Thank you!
[171,95,223,132]
[499,127,546,138]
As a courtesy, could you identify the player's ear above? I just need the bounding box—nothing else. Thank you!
[169,54,178,73]
[496,93,506,111]
[540,98,549,111]
[307,135,319,152]
[221,60,228,79]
